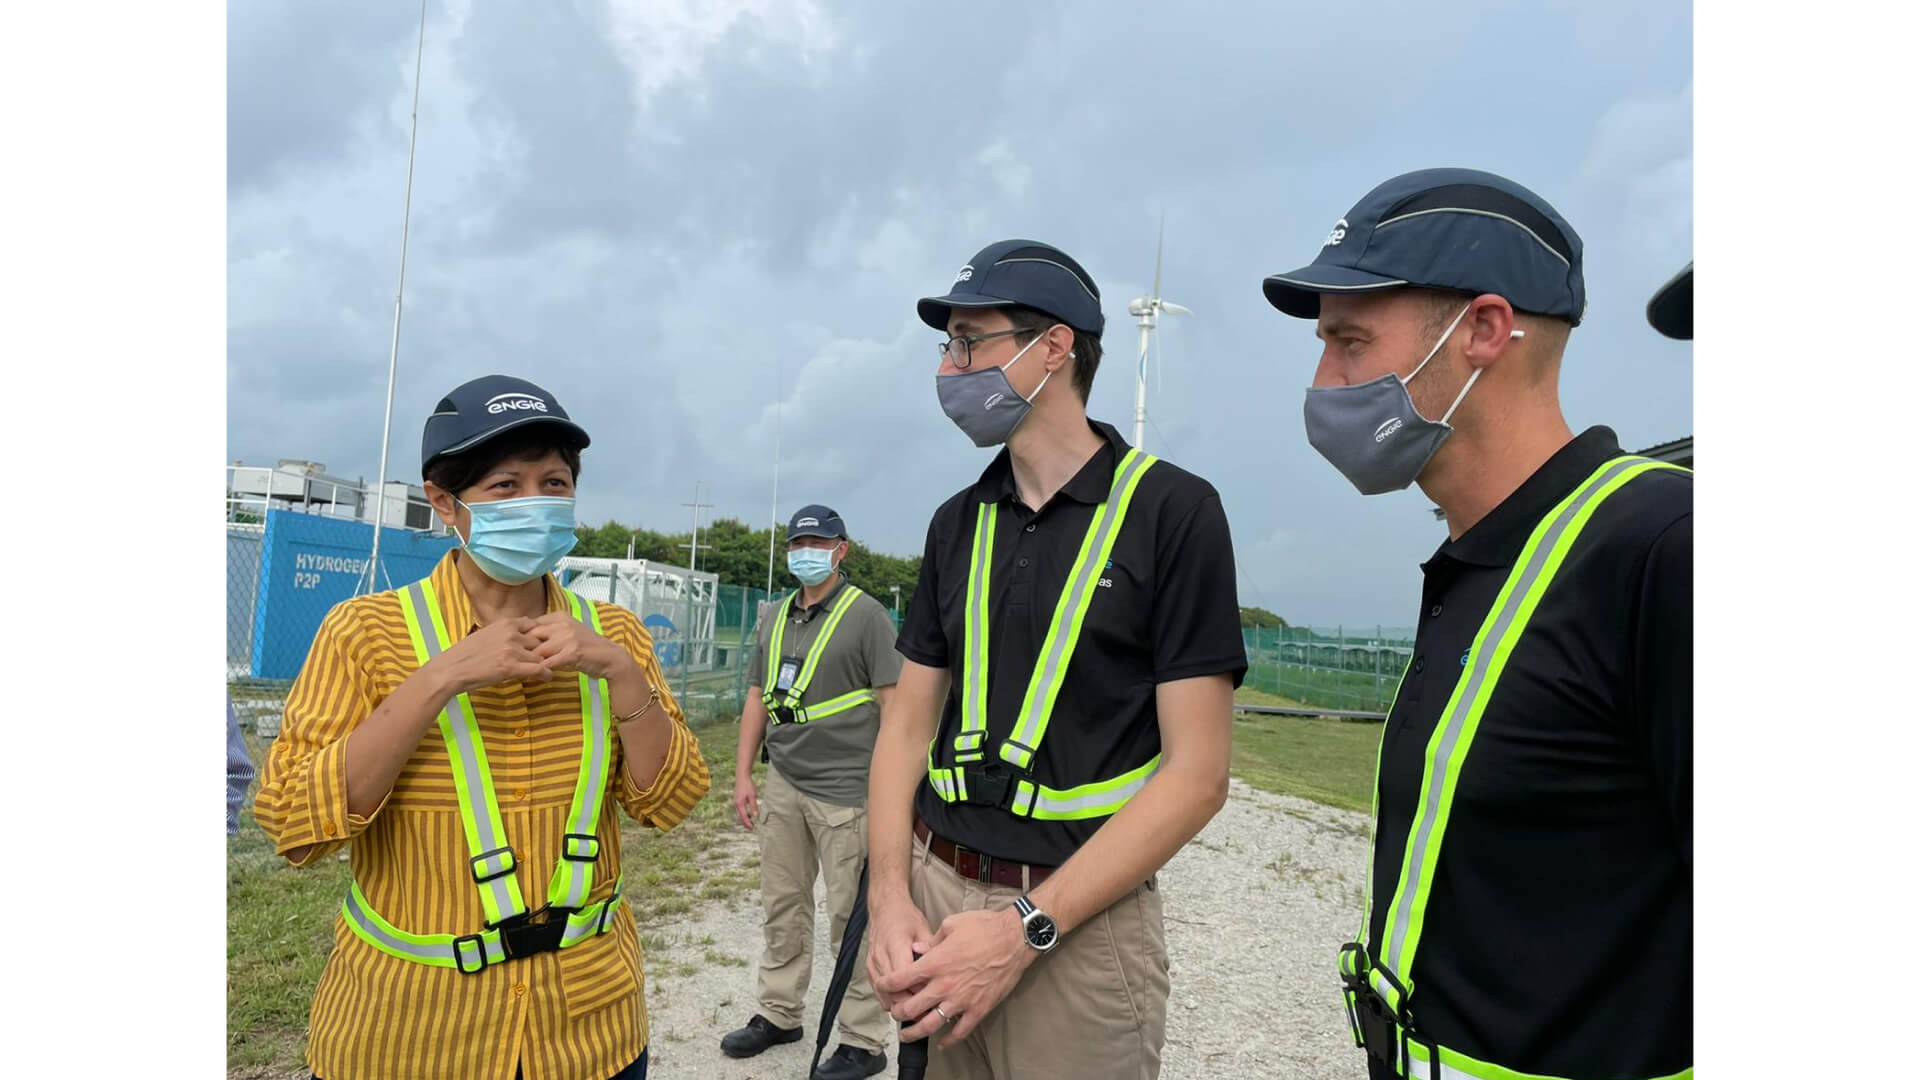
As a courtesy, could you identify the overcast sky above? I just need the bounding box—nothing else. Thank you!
[227,0,1692,627]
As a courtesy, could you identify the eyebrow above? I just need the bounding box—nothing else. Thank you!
[1316,318,1368,341]
[948,318,989,335]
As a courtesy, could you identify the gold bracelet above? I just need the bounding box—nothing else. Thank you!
[615,684,661,724]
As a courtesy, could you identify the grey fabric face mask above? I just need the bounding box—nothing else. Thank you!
[1303,305,1519,495]
[937,331,1056,448]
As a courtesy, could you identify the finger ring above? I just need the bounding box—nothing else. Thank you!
[934,1005,951,1024]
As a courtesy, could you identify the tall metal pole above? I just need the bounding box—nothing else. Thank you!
[680,480,713,571]
[766,364,782,596]
[1133,307,1154,450]
[362,0,429,596]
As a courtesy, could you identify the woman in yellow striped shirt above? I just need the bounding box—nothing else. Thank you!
[255,374,710,1080]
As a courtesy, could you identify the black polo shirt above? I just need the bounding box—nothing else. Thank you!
[897,419,1247,867]
[1363,427,1692,1080]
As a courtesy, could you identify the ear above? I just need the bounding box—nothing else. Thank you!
[1040,323,1077,374]
[424,481,466,536]
[1460,294,1519,370]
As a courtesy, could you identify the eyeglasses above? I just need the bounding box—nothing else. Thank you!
[937,328,1030,370]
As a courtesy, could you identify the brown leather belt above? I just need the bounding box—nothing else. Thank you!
[914,817,1055,890]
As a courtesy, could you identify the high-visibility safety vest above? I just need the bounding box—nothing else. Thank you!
[761,583,876,726]
[339,577,623,975]
[926,445,1160,821]
[1339,455,1693,1080]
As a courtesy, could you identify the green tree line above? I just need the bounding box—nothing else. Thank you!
[572,517,922,616]
[572,516,1288,631]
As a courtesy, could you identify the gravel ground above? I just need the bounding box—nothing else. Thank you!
[642,778,1372,1079]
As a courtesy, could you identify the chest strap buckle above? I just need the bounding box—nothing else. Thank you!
[1338,943,1435,1078]
[494,906,575,961]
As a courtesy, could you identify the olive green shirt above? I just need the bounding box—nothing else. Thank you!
[750,575,903,806]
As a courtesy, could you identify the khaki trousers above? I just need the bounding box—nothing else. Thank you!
[906,825,1170,1080]
[756,766,889,1051]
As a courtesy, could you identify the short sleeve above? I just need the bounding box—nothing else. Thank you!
[895,513,949,669]
[1150,491,1248,688]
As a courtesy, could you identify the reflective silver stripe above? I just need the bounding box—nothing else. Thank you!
[1377,455,1661,997]
[405,582,524,924]
[343,885,505,968]
[561,894,625,947]
[804,688,876,721]
[958,505,994,749]
[555,591,610,910]
[1001,448,1152,768]
[1023,762,1159,817]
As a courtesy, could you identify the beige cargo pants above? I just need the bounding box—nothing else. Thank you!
[906,825,1170,1080]
[756,766,889,1051]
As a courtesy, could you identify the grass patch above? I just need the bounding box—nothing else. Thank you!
[1230,688,1383,814]
[229,709,751,1076]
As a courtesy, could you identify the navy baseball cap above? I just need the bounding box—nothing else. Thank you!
[918,239,1105,337]
[1647,261,1692,340]
[420,374,591,474]
[787,505,847,541]
[1263,168,1586,326]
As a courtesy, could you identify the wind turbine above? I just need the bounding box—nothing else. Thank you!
[1126,212,1190,452]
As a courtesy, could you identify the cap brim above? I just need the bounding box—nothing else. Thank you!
[427,414,592,468]
[1261,265,1411,319]
[917,294,1018,331]
[1646,263,1692,340]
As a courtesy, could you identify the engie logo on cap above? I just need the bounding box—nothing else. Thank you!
[485,393,549,415]
[797,517,819,527]
[1324,218,1350,248]
[954,264,974,283]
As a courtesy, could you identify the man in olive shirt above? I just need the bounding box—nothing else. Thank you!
[723,505,902,1080]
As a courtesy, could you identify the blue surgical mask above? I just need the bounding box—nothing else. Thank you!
[456,496,579,585]
[787,545,838,587]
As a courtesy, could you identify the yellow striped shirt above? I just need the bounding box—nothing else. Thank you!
[254,552,710,1080]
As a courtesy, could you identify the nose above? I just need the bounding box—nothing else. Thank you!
[1310,342,1344,389]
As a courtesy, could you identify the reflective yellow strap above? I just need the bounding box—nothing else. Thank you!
[343,878,627,973]
[1364,457,1687,1015]
[786,585,865,705]
[765,591,794,700]
[546,590,612,911]
[1000,449,1156,771]
[1008,754,1161,820]
[399,578,528,926]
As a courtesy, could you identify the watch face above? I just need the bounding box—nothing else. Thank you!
[1025,915,1057,950]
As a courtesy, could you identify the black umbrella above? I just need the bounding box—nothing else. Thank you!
[815,858,929,1079]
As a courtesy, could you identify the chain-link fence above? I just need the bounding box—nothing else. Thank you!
[226,525,778,737]
[1240,625,1415,714]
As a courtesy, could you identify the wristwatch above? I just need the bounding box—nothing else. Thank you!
[1012,896,1058,953]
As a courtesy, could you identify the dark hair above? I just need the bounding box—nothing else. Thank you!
[423,425,583,496]
[1005,305,1102,403]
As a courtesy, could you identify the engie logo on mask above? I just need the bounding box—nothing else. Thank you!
[1374,418,1404,443]
[983,392,1007,410]
[485,393,549,414]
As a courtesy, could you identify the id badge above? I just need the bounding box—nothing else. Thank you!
[775,658,801,693]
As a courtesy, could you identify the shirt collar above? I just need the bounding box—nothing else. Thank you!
[794,572,851,619]
[1432,426,1625,569]
[428,548,568,637]
[970,419,1129,507]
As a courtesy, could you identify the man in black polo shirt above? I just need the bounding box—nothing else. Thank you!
[1263,168,1693,1080]
[864,238,1245,1080]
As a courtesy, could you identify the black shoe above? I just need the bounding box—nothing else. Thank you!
[811,1044,888,1080]
[720,1014,804,1058]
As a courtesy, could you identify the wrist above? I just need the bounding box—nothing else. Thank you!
[600,646,646,686]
